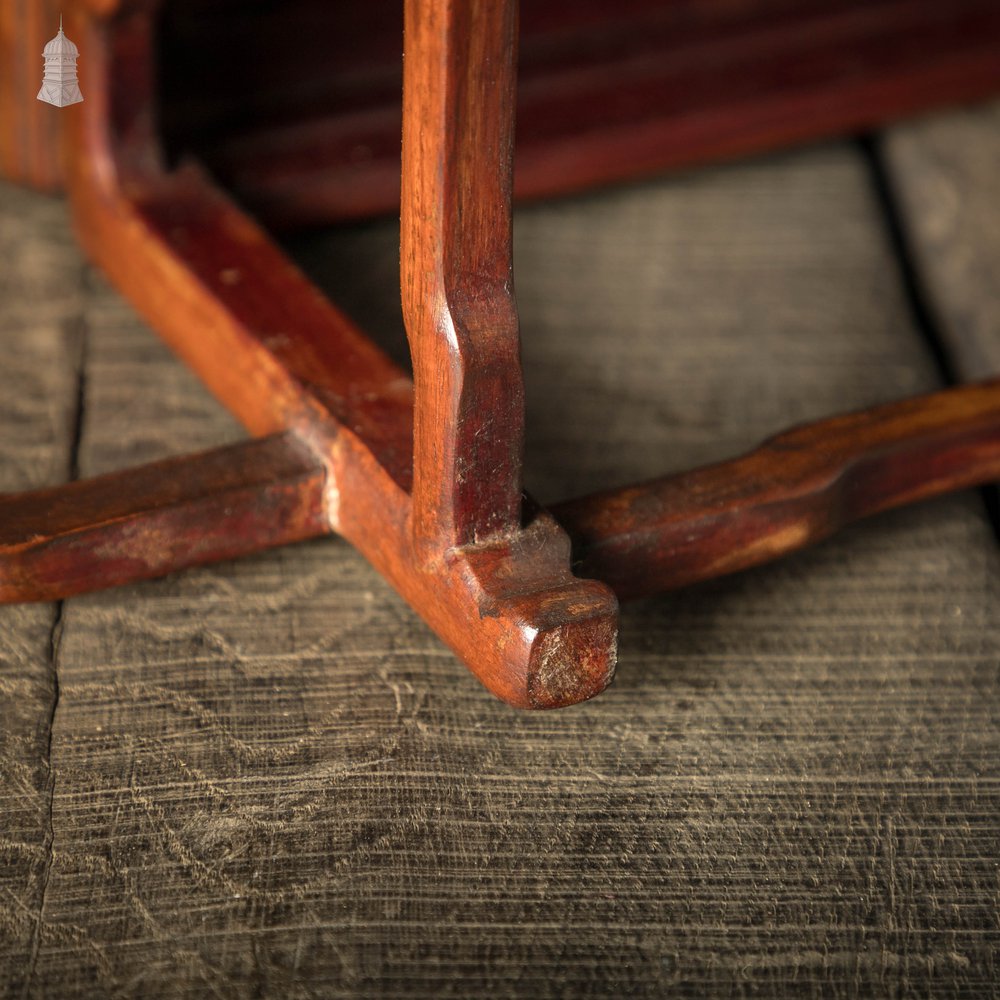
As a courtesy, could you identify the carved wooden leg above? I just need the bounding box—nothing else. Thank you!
[397,0,618,701]
[33,0,618,709]
[401,0,524,551]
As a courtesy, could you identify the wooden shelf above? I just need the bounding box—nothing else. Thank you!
[159,0,1000,227]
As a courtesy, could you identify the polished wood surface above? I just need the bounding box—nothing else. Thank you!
[0,0,997,706]
[400,0,523,550]
[0,433,328,603]
[9,0,1000,225]
[4,377,999,610]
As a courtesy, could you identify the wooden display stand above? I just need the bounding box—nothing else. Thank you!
[1,0,999,707]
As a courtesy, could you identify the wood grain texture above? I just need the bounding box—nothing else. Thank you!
[3,125,996,994]
[3,0,995,704]
[0,433,330,602]
[0,183,82,994]
[400,0,523,550]
[55,3,617,709]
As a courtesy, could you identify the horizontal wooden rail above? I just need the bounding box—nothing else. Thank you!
[155,0,1000,228]
[553,379,1000,599]
[0,433,330,602]
[4,379,998,615]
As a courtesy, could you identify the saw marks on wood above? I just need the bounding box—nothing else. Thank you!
[0,183,85,995]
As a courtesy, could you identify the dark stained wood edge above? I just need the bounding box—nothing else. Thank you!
[553,378,1000,599]
[9,0,1000,220]
[0,433,332,602]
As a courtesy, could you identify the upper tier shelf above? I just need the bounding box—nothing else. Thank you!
[157,0,1000,229]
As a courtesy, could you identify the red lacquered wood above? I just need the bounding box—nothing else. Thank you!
[513,0,1000,209]
[6,374,997,623]
[69,0,413,489]
[159,0,1000,228]
[9,0,1000,216]
[400,0,524,550]
[0,433,330,602]
[59,0,617,709]
[1,0,995,709]
[554,379,1000,600]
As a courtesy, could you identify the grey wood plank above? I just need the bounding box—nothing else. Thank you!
[882,100,1000,379]
[0,182,86,996]
[3,137,999,999]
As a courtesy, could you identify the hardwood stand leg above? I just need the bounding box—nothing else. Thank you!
[0,0,997,708]
[398,0,620,700]
[401,0,524,552]
[36,0,620,709]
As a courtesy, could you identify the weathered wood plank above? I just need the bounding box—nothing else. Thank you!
[0,182,84,994]
[3,133,999,997]
[882,100,1000,379]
